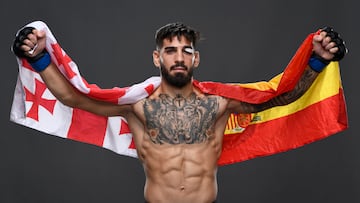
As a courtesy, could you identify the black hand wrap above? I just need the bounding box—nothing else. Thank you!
[12,26,50,72]
[320,26,347,61]
[309,26,347,72]
[12,27,36,58]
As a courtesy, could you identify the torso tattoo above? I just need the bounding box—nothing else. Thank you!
[143,93,219,144]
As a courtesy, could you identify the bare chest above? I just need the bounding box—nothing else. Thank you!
[142,93,219,144]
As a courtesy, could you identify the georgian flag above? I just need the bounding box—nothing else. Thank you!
[10,21,162,158]
[10,21,348,166]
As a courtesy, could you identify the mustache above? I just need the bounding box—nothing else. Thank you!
[170,62,188,70]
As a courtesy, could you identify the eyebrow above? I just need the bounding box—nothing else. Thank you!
[164,46,176,51]
[163,45,194,50]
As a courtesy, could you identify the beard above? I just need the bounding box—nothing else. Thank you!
[160,62,193,88]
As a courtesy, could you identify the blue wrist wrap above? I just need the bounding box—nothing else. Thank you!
[308,55,329,73]
[29,52,51,72]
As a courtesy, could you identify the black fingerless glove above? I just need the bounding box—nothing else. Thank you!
[309,26,347,72]
[322,27,347,61]
[12,27,51,72]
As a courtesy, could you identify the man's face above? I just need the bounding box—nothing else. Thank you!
[153,35,200,88]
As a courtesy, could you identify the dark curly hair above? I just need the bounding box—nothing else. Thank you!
[155,22,200,50]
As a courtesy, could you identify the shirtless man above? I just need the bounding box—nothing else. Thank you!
[12,23,346,203]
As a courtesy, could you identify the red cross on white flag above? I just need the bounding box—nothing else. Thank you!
[10,21,161,159]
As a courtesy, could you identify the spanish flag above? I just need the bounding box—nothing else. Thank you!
[10,21,348,166]
[195,32,348,166]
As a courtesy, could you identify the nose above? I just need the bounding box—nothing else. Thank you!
[175,50,184,62]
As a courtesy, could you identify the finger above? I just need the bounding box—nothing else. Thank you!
[27,33,38,45]
[313,34,323,43]
[20,44,33,53]
[325,41,336,51]
[329,46,339,54]
[322,36,331,47]
[320,31,327,37]
[22,38,36,48]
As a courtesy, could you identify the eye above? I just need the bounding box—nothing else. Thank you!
[164,48,176,54]
[183,47,194,55]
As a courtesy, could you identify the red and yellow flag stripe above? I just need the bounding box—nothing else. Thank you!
[193,31,348,166]
[219,62,347,165]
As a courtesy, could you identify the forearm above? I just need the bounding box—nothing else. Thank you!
[39,62,131,117]
[257,66,319,111]
[39,62,81,107]
[228,66,319,114]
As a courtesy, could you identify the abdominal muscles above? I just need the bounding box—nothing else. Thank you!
[141,140,219,203]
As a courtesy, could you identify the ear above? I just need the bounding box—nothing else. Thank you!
[193,51,200,68]
[153,50,161,68]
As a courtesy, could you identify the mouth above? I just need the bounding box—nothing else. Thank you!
[171,65,188,71]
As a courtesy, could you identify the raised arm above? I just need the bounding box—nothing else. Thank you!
[12,27,131,117]
[228,27,347,114]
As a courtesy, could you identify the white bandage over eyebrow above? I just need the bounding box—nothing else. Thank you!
[184,47,194,54]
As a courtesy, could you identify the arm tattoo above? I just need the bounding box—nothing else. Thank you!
[253,68,319,112]
[143,93,219,144]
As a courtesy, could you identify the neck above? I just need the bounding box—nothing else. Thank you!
[159,79,194,98]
